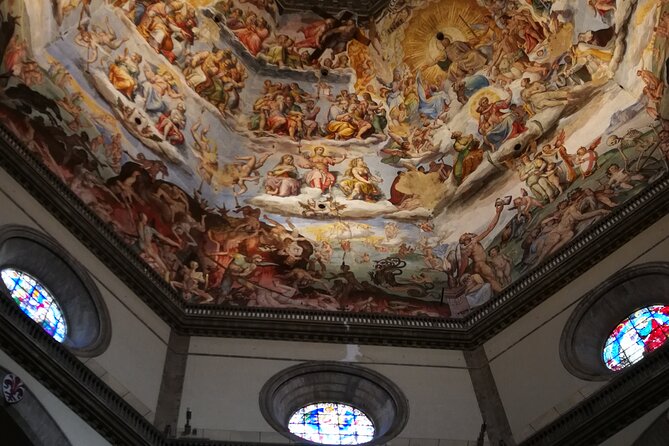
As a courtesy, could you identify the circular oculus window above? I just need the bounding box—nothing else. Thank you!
[559,262,669,380]
[1,268,67,343]
[260,362,408,445]
[603,305,669,371]
[0,225,112,356]
[288,402,375,445]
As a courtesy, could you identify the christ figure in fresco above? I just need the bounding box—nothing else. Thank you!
[303,147,346,193]
[434,34,488,82]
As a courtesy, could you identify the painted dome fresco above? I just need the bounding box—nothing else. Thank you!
[0,0,666,318]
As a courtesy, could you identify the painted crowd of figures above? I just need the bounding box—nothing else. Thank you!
[248,80,387,141]
[0,0,666,317]
[90,0,248,118]
[212,0,371,71]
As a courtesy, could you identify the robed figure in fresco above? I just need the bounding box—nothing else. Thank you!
[451,131,483,184]
[265,155,301,197]
[435,34,488,82]
[339,157,383,201]
[108,49,142,98]
[233,13,270,56]
[303,147,346,193]
[295,18,336,49]
[137,2,177,62]
[476,88,523,148]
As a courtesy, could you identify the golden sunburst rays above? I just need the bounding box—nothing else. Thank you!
[348,40,375,92]
[402,0,488,85]
[187,0,218,7]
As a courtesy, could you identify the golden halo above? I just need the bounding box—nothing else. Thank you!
[468,88,501,119]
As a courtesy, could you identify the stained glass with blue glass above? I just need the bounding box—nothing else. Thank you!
[603,305,669,371]
[288,402,374,445]
[1,268,67,342]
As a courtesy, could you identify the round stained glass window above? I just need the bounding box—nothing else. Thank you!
[1,268,67,342]
[603,305,669,371]
[288,402,375,445]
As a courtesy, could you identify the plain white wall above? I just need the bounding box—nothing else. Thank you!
[0,349,112,446]
[485,215,669,442]
[181,337,483,444]
[0,167,170,419]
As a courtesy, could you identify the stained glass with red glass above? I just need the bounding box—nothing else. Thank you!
[1,268,67,342]
[603,305,669,371]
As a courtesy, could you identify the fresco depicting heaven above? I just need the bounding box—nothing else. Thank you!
[0,0,667,317]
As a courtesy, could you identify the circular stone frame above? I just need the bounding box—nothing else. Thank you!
[259,362,409,444]
[0,225,111,356]
[559,262,669,381]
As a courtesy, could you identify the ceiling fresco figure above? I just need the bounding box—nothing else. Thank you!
[0,0,666,318]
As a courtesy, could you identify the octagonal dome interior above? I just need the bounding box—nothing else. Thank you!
[0,0,666,318]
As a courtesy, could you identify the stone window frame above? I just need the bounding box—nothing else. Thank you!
[259,362,409,444]
[0,225,111,357]
[560,262,669,381]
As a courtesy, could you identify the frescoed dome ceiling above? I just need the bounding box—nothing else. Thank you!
[0,0,666,323]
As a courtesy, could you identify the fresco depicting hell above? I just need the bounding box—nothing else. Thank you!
[0,0,667,317]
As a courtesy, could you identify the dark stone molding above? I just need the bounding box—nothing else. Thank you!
[259,362,409,444]
[2,282,669,446]
[274,0,390,18]
[464,347,514,445]
[1,118,668,349]
[559,262,669,381]
[519,342,669,446]
[0,366,72,446]
[0,287,169,446]
[0,225,112,357]
[154,331,191,436]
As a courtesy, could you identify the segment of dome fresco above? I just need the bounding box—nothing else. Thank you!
[0,0,666,319]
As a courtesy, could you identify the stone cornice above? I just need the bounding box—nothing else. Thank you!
[0,289,168,446]
[520,345,669,446]
[0,123,668,349]
[274,0,390,18]
[1,286,669,446]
